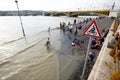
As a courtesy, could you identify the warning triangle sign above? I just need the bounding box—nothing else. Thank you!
[83,20,102,38]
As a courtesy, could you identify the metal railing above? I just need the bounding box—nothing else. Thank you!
[109,20,120,80]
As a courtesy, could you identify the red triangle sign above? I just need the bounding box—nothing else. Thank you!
[83,20,102,38]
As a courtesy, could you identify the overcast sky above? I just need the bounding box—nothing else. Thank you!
[0,0,120,11]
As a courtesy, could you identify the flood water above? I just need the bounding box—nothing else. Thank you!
[0,16,88,80]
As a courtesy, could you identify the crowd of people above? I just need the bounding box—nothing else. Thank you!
[59,17,115,64]
[44,16,120,80]
[46,16,115,64]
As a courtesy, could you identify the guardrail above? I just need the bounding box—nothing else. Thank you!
[110,38,120,80]
[111,19,119,34]
[109,20,120,80]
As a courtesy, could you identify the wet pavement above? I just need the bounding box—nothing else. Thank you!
[0,17,114,80]
[59,17,114,80]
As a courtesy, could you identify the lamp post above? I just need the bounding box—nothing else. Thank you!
[15,0,26,37]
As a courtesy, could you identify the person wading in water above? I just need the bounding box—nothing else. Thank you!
[46,37,50,49]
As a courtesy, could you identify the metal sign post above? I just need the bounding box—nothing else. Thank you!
[81,20,102,79]
[15,0,26,37]
[81,36,92,79]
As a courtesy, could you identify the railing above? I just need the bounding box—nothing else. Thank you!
[111,19,119,34]
[109,20,120,80]
[110,37,120,80]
